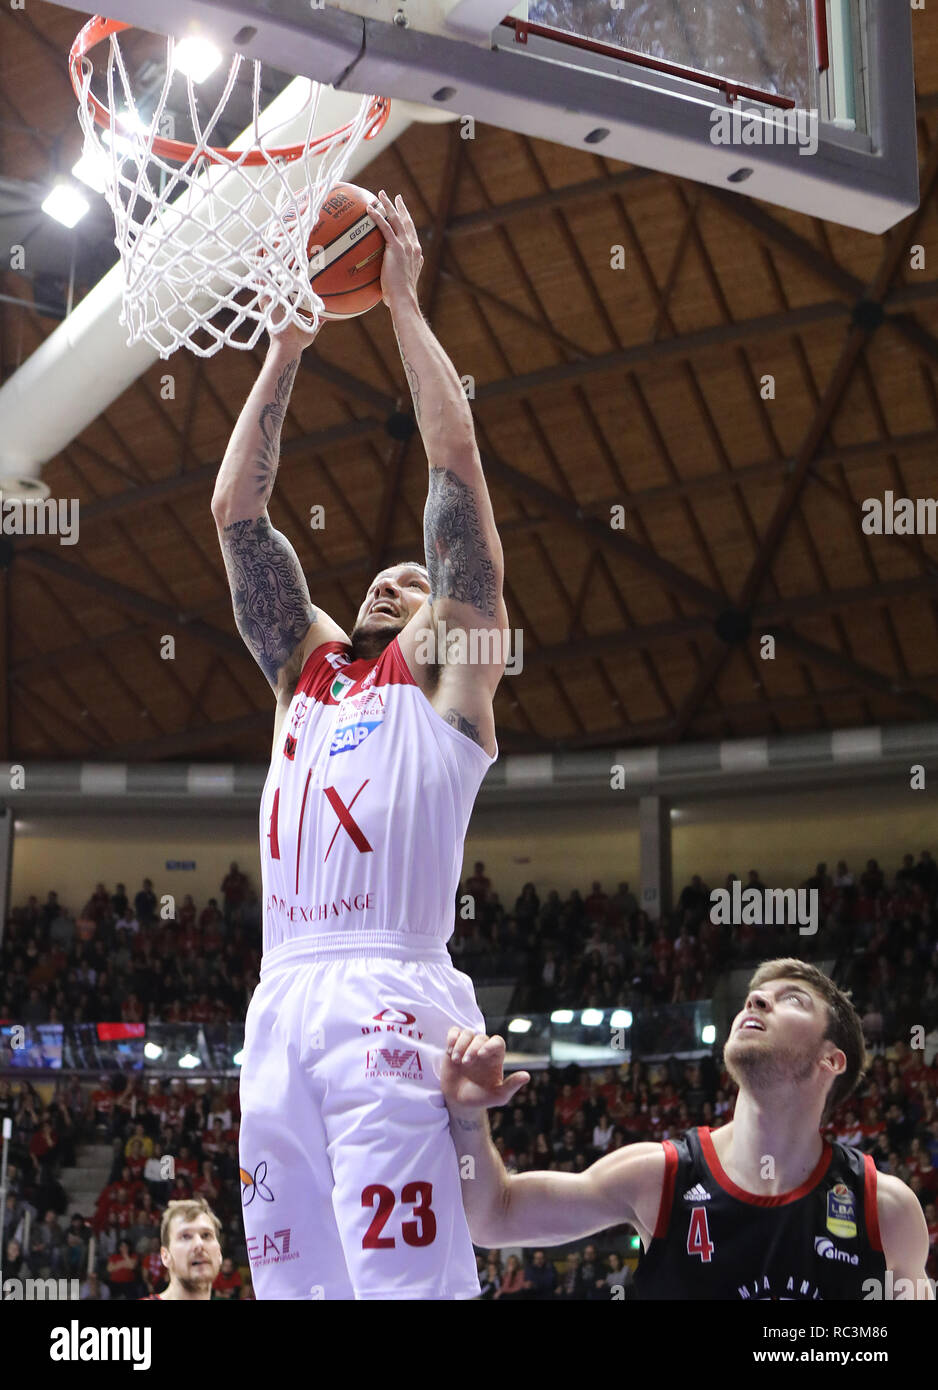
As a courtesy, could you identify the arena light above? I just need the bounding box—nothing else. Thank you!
[232,1049,245,1066]
[580,1009,604,1027]
[507,1017,532,1034]
[143,1042,163,1061]
[701,1024,717,1045]
[610,1009,633,1029]
[71,152,107,195]
[178,1051,201,1068]
[550,1009,574,1024]
[41,183,90,229]
[173,36,223,84]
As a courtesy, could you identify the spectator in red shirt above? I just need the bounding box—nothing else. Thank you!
[29,1120,58,1179]
[221,863,248,924]
[465,861,491,906]
[584,881,609,924]
[141,1238,165,1296]
[125,1137,147,1181]
[173,1146,200,1181]
[213,1256,243,1300]
[107,1240,140,1299]
[651,926,673,970]
[494,1253,531,1300]
[554,1082,584,1128]
[202,1118,227,1156]
[168,1175,193,1204]
[189,995,213,1025]
[177,895,197,930]
[199,899,223,932]
[194,1162,220,1203]
[89,1078,115,1131]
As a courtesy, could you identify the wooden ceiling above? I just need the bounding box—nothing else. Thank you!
[1,3,938,763]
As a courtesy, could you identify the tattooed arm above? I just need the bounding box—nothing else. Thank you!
[392,296,505,592]
[212,334,347,694]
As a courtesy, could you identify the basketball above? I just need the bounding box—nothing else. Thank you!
[306,182,385,319]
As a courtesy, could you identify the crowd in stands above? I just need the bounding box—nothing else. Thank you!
[1,847,937,1297]
[453,854,938,1040]
[0,864,260,1028]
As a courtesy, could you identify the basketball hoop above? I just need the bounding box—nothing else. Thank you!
[69,16,391,357]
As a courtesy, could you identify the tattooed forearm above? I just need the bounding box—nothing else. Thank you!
[401,356,422,425]
[442,708,484,748]
[253,358,300,507]
[424,467,498,619]
[219,516,315,686]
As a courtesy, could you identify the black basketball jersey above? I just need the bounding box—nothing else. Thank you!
[633,1126,887,1300]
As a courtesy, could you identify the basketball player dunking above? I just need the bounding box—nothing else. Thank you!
[213,192,508,1299]
[442,959,934,1300]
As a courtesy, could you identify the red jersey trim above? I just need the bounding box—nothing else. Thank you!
[654,1141,679,1238]
[698,1127,832,1207]
[295,636,416,703]
[863,1153,883,1251]
[387,634,417,687]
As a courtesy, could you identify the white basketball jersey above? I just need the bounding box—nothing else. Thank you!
[259,637,496,953]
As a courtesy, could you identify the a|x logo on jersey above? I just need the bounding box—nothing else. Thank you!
[323,781,373,861]
[240,1161,274,1206]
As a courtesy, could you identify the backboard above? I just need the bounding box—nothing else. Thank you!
[53,0,919,233]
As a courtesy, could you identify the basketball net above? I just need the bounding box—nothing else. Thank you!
[70,19,390,358]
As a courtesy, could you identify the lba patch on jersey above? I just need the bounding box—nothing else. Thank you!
[826,1183,858,1239]
[330,690,385,756]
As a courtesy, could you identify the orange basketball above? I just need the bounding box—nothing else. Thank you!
[306,182,385,319]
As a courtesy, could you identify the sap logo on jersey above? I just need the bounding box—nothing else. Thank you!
[330,719,382,755]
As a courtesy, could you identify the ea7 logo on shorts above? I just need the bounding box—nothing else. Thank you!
[240,1161,274,1206]
[365,1047,424,1080]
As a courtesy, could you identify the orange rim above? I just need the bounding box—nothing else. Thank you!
[69,15,391,167]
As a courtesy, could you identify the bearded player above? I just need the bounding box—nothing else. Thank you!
[140,1199,224,1300]
[442,959,933,1300]
[212,191,507,1299]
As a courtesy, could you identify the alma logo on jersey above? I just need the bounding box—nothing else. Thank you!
[365,1047,424,1081]
[814,1236,859,1266]
[361,1006,424,1040]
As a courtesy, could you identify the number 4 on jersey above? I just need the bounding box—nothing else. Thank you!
[687,1206,714,1262]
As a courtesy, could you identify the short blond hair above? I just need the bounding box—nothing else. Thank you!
[160,1198,222,1251]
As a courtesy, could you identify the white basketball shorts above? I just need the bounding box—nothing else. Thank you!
[238,932,485,1300]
